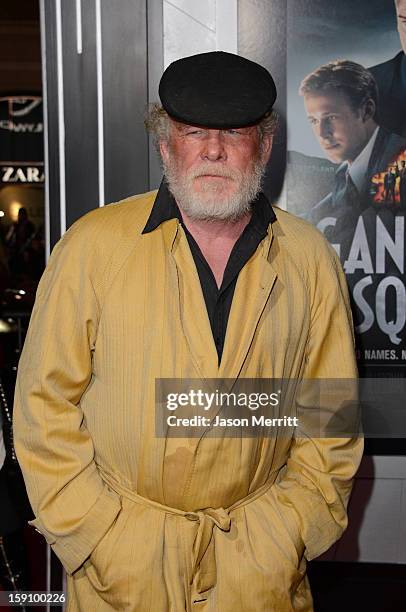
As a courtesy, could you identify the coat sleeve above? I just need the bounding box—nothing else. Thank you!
[271,238,364,561]
[12,219,122,575]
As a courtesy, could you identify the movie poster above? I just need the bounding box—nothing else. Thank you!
[286,0,406,377]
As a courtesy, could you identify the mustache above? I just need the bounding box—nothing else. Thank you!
[187,163,241,180]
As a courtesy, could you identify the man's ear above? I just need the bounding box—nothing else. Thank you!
[160,139,169,164]
[362,98,376,122]
[261,134,273,163]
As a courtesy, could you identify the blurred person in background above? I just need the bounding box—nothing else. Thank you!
[0,374,32,596]
[5,207,36,281]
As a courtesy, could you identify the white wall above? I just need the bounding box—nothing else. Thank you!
[163,0,237,68]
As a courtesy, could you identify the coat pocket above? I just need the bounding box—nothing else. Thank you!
[264,486,305,568]
[242,486,305,573]
[82,500,171,611]
[84,495,132,596]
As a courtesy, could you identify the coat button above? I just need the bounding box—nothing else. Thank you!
[185,512,199,521]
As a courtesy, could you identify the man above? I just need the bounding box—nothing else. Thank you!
[397,158,406,208]
[13,52,363,611]
[369,0,406,137]
[384,167,397,204]
[300,60,406,234]
[5,207,36,281]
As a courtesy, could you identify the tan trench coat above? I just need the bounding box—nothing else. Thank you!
[13,191,363,611]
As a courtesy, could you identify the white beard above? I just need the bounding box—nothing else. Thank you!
[162,152,267,222]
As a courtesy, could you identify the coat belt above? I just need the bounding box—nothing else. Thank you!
[99,469,280,595]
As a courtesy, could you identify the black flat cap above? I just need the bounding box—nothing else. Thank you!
[159,51,277,129]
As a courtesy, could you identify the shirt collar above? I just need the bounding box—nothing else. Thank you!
[142,179,277,235]
[348,126,379,192]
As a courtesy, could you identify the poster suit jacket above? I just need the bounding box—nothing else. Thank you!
[307,126,406,226]
[13,191,363,612]
[370,51,406,138]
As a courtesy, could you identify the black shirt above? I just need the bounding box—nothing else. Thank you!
[142,181,277,363]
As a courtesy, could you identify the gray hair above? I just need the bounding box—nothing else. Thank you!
[144,103,278,150]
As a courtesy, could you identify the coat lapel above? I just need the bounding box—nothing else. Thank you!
[200,227,278,430]
[165,221,219,381]
[219,227,277,382]
[161,220,278,443]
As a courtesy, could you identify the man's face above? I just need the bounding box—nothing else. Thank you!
[304,90,372,164]
[395,0,406,54]
[159,120,272,221]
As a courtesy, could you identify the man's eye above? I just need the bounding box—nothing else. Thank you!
[185,129,204,136]
[226,129,241,135]
[328,115,339,121]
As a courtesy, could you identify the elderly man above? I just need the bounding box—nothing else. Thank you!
[13,52,362,612]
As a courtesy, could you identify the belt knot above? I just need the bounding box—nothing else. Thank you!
[186,507,231,593]
[185,507,231,530]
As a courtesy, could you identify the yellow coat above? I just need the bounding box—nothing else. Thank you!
[13,191,363,611]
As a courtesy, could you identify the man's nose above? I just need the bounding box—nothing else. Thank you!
[319,119,333,140]
[201,131,227,161]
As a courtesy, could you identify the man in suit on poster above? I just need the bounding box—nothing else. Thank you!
[13,52,363,611]
[300,60,406,249]
[369,0,406,137]
[397,159,406,208]
[384,167,397,204]
[301,59,406,370]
